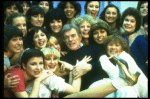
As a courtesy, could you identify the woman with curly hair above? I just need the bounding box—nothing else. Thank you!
[71,14,97,46]
[100,4,122,35]
[57,1,81,24]
[121,7,148,77]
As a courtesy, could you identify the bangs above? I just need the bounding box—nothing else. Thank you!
[41,47,61,59]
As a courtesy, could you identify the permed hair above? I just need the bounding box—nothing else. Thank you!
[100,4,121,30]
[71,14,97,27]
[120,7,142,33]
[103,34,130,54]
[41,47,61,60]
[57,1,81,18]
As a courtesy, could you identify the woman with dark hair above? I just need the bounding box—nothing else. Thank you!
[18,1,31,15]
[4,1,23,25]
[4,48,53,98]
[142,14,148,41]
[4,25,23,72]
[84,1,102,23]
[89,21,111,46]
[45,8,68,51]
[32,1,53,13]
[136,1,148,36]
[137,1,148,17]
[4,25,23,93]
[57,1,81,24]
[26,26,49,50]
[100,4,122,35]
[26,6,45,31]
[121,7,148,77]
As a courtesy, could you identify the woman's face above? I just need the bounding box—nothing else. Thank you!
[64,2,76,19]
[87,1,100,19]
[107,41,123,57]
[31,14,44,27]
[93,29,107,44]
[7,36,23,53]
[140,2,148,17]
[144,22,148,32]
[122,15,136,33]
[50,42,61,52]
[79,21,91,39]
[5,4,19,18]
[12,17,27,37]
[50,19,63,33]
[33,30,48,50]
[39,1,49,13]
[105,7,118,24]
[44,55,58,72]
[23,57,44,78]
[21,2,30,15]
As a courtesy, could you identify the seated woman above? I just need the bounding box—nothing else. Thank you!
[25,47,81,98]
[89,34,147,97]
[71,14,97,46]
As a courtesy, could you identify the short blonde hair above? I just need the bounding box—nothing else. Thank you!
[46,36,58,47]
[71,14,97,27]
[41,47,61,59]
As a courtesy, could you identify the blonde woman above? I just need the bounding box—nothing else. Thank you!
[25,47,81,98]
[71,14,97,46]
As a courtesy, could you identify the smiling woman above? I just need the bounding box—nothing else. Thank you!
[26,27,49,50]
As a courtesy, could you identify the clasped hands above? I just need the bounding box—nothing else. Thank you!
[59,56,92,80]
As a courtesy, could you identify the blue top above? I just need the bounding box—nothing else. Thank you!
[4,56,11,69]
[123,35,148,77]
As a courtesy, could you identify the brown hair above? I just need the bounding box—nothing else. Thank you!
[137,1,148,10]
[103,34,130,54]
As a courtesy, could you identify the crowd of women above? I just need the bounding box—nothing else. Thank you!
[4,1,148,98]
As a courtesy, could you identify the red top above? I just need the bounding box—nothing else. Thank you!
[5,67,26,93]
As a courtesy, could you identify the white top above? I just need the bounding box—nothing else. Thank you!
[99,51,148,98]
[26,71,71,98]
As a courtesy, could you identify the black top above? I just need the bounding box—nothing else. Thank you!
[60,44,109,91]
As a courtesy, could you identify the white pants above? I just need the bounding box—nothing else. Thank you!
[88,78,138,98]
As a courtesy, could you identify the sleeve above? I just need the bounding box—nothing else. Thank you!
[43,75,70,93]
[4,57,11,69]
[137,36,148,61]
[10,69,26,93]
[99,55,119,79]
